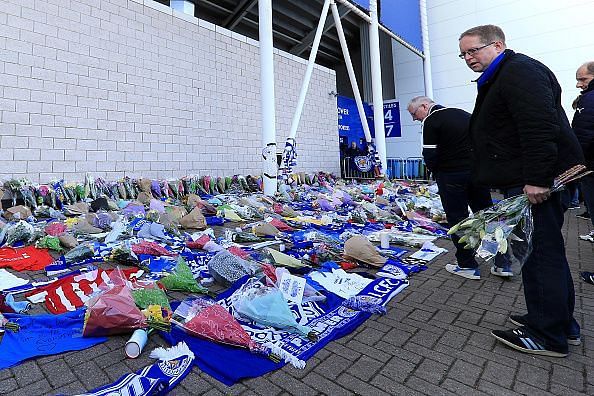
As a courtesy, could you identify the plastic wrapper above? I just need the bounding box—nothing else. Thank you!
[110,244,140,266]
[231,232,264,243]
[5,221,35,246]
[58,234,79,249]
[35,235,63,252]
[232,280,316,340]
[342,235,386,268]
[132,285,171,310]
[64,243,95,264]
[4,205,32,222]
[207,250,259,286]
[448,193,533,270]
[83,269,146,337]
[171,296,273,357]
[92,212,113,230]
[20,187,37,209]
[159,257,208,294]
[131,241,174,257]
[45,221,67,236]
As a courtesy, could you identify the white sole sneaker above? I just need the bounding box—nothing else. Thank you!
[490,266,514,278]
[445,263,480,280]
[509,315,581,346]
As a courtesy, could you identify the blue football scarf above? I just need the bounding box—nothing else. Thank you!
[79,342,194,396]
[477,51,506,89]
[162,275,408,385]
[0,309,107,370]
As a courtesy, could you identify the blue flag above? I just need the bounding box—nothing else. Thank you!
[0,309,107,370]
[162,276,408,385]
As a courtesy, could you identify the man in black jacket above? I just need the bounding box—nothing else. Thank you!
[573,62,594,285]
[459,25,583,357]
[407,96,511,280]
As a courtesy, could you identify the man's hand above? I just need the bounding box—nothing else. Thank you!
[523,185,551,204]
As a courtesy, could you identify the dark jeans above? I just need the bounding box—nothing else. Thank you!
[436,171,493,269]
[501,187,577,352]
[559,182,579,212]
[580,174,594,227]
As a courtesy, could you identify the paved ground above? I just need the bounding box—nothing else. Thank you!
[1,210,593,396]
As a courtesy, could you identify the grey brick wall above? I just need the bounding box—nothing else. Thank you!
[0,0,339,183]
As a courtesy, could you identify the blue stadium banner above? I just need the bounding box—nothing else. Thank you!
[382,99,401,138]
[337,95,374,149]
[370,99,402,138]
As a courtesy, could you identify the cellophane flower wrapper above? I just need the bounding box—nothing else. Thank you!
[131,282,172,332]
[233,283,313,339]
[64,243,95,264]
[83,269,146,337]
[132,285,171,311]
[159,257,208,294]
[449,193,534,270]
[171,296,266,355]
[35,235,63,252]
[449,165,592,270]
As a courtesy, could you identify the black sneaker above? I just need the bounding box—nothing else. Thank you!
[576,211,590,220]
[581,271,594,285]
[492,328,568,357]
[509,315,581,346]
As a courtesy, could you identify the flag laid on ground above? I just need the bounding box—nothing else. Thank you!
[25,268,143,314]
[0,309,107,370]
[162,275,408,385]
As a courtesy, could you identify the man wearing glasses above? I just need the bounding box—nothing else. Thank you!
[407,96,510,280]
[458,24,583,357]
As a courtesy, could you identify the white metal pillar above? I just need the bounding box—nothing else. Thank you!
[331,1,373,144]
[420,0,433,97]
[259,0,277,196]
[279,0,331,180]
[287,0,330,141]
[368,0,387,172]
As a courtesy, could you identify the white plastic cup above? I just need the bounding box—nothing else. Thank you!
[380,232,390,249]
[125,329,149,358]
[279,243,286,252]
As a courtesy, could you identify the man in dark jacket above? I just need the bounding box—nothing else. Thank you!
[574,62,594,238]
[459,25,583,357]
[573,62,594,284]
[408,96,511,279]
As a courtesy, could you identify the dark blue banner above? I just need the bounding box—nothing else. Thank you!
[378,99,401,138]
[338,95,374,150]
[338,96,401,150]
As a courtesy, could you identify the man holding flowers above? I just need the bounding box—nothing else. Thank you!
[458,25,584,357]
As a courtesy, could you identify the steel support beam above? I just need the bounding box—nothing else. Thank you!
[223,0,258,30]
[290,3,351,56]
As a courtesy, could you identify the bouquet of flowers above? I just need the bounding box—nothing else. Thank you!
[449,165,591,264]
[83,269,147,337]
[171,296,280,361]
